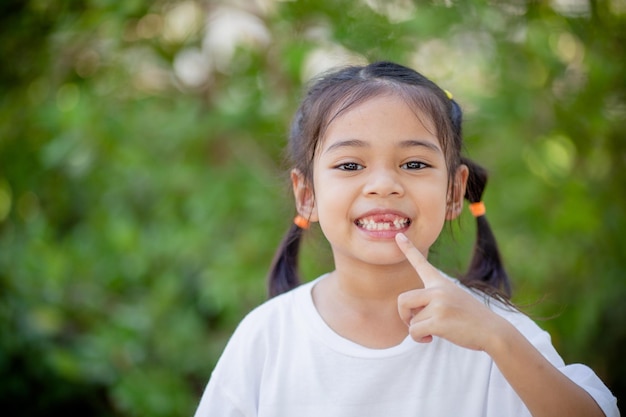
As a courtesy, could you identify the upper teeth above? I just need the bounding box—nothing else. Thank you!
[357,218,409,231]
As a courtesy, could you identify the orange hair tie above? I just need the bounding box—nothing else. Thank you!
[469,202,486,217]
[293,215,310,229]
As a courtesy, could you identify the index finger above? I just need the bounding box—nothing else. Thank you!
[395,233,446,287]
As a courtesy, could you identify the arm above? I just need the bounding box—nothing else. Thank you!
[394,233,608,417]
[193,308,269,417]
[194,381,247,417]
[483,310,604,417]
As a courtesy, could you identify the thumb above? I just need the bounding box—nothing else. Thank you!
[395,233,446,288]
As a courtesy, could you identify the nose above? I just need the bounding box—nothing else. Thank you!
[362,167,404,197]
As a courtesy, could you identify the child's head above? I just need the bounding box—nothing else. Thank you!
[288,62,463,203]
[269,61,510,299]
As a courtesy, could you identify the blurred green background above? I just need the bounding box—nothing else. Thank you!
[1,0,624,415]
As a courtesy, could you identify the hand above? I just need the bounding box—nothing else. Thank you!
[395,233,506,351]
[395,233,608,417]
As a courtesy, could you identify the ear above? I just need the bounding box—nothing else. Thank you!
[446,164,469,220]
[291,169,318,222]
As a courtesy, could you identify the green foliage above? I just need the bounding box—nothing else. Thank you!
[1,0,624,415]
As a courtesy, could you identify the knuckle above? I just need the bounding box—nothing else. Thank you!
[429,287,446,298]
[397,294,410,310]
[398,289,419,305]
[430,299,449,317]
[408,324,423,339]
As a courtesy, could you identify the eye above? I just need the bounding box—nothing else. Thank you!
[336,162,364,171]
[401,161,428,170]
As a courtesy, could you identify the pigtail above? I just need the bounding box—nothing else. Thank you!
[267,223,304,298]
[461,157,512,298]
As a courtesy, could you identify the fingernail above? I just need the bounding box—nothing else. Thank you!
[395,232,408,243]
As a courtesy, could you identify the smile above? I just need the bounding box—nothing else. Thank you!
[355,215,411,231]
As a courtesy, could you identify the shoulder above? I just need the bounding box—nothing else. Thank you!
[210,280,314,377]
[194,283,316,417]
[243,279,314,321]
[226,279,315,346]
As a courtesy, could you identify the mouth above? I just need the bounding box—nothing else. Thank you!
[354,214,411,231]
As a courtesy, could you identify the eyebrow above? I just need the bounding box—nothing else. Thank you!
[323,139,441,154]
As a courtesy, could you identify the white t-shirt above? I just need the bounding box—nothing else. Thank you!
[194,275,619,417]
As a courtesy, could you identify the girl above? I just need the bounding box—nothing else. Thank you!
[194,61,618,417]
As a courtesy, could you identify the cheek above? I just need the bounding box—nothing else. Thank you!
[413,181,450,228]
[414,174,449,201]
[313,177,349,216]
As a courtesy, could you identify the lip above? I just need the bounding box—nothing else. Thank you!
[354,208,412,238]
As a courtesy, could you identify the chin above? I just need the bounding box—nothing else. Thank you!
[357,248,408,266]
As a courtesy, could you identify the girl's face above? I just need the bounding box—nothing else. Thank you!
[293,93,467,271]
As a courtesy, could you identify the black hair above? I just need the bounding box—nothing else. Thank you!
[267,61,511,300]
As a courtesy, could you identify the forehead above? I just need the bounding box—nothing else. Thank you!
[319,93,440,151]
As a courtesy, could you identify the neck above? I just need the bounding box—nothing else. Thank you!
[311,260,424,349]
